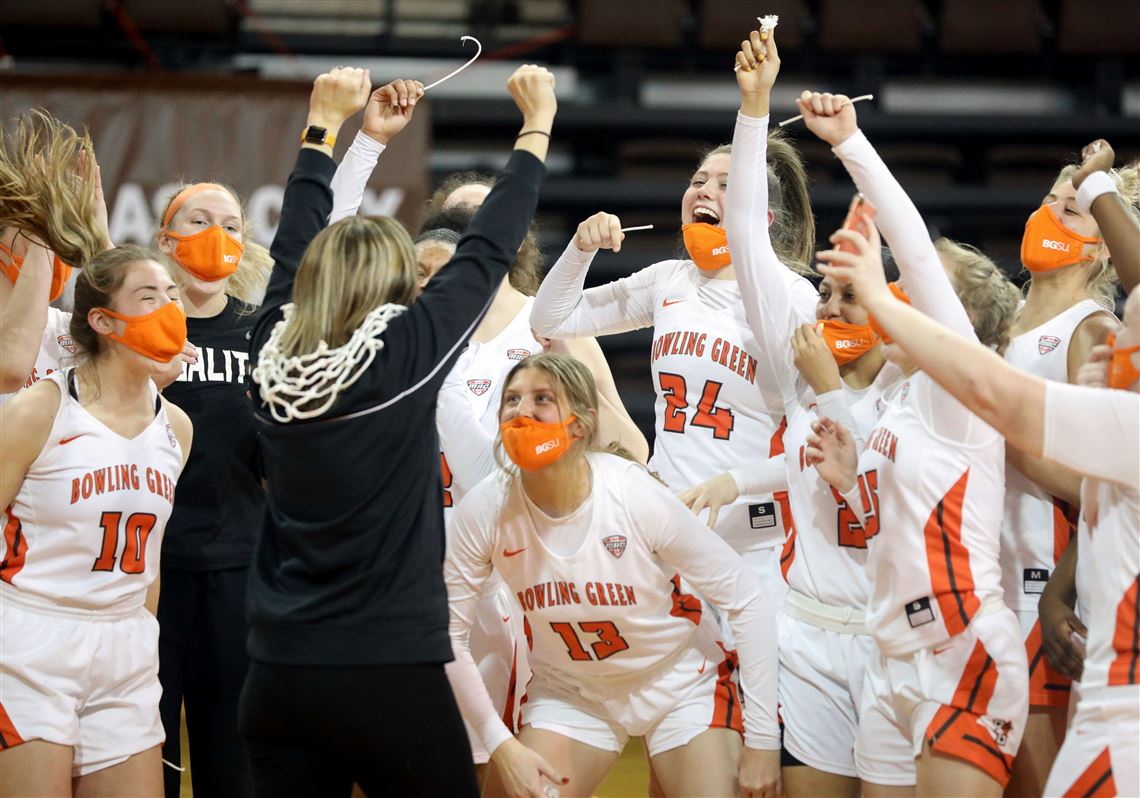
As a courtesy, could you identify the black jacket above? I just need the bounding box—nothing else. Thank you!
[246,146,546,665]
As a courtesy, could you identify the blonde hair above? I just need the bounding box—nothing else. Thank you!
[277,215,417,356]
[703,128,816,276]
[0,110,104,267]
[935,238,1020,353]
[1046,163,1140,310]
[158,181,271,308]
[421,172,544,296]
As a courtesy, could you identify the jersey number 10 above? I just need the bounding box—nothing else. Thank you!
[92,511,157,574]
[659,373,735,440]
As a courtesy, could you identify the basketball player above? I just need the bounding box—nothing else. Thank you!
[152,180,263,798]
[799,208,1026,794]
[0,244,193,796]
[998,139,1138,796]
[528,53,820,614]
[0,111,107,395]
[445,353,781,798]
[806,246,1139,798]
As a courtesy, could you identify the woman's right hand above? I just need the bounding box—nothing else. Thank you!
[797,90,858,148]
[678,472,740,529]
[1071,139,1116,190]
[490,738,568,798]
[507,64,557,128]
[1076,343,1113,388]
[307,66,372,133]
[1039,591,1087,680]
[362,79,424,145]
[574,212,624,254]
[805,417,858,492]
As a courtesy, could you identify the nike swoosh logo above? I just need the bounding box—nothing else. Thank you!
[502,547,527,557]
[502,616,511,623]
[933,645,953,656]
[662,298,684,307]
[697,658,707,674]
[58,435,83,445]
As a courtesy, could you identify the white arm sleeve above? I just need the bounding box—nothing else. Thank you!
[633,469,779,750]
[730,454,788,496]
[1042,382,1140,486]
[328,132,386,224]
[529,242,660,339]
[437,346,497,495]
[444,490,514,755]
[816,388,866,452]
[725,112,816,408]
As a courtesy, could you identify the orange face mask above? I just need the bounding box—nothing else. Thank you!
[98,302,187,363]
[164,225,244,282]
[682,223,732,272]
[868,282,913,344]
[1020,205,1100,273]
[500,415,578,471]
[1107,334,1140,391]
[818,319,877,365]
[0,242,73,302]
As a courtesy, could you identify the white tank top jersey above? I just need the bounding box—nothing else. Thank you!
[1041,382,1139,694]
[856,374,1006,657]
[780,367,902,608]
[531,243,818,557]
[0,369,184,612]
[0,307,75,406]
[439,300,544,522]
[1001,298,1112,611]
[447,452,776,749]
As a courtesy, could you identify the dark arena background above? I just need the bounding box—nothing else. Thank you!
[2,3,1138,794]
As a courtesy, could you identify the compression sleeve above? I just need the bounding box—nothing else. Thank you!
[1042,381,1140,486]
[437,345,497,495]
[328,131,386,224]
[529,242,660,338]
[634,467,778,749]
[443,486,513,755]
[730,454,788,496]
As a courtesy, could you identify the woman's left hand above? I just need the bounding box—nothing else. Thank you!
[363,79,425,145]
[740,747,782,798]
[792,323,841,394]
[735,28,780,98]
[815,218,890,309]
[1071,139,1115,190]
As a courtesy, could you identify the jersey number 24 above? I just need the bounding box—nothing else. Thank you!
[659,372,735,440]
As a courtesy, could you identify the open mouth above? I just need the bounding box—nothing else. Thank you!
[692,207,721,225]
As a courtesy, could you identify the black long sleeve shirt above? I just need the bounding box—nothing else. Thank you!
[247,146,547,666]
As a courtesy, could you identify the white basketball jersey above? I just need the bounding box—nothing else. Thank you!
[857,375,1006,657]
[646,260,816,554]
[780,366,902,608]
[440,300,543,522]
[455,453,730,680]
[1001,299,1108,611]
[0,308,75,405]
[0,369,184,611]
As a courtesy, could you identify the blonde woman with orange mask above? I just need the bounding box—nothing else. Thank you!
[0,244,193,797]
[445,353,781,798]
[997,141,1138,797]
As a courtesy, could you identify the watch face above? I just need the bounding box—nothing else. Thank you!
[305,126,327,143]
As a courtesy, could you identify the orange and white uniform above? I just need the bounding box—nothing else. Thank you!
[1041,383,1139,798]
[530,220,817,578]
[436,302,542,763]
[0,369,184,774]
[1002,298,1114,707]
[0,307,75,404]
[445,452,778,757]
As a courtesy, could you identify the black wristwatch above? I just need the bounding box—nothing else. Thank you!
[301,125,336,147]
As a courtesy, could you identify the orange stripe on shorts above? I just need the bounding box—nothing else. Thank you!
[0,701,25,749]
[925,705,1014,788]
[1062,746,1116,798]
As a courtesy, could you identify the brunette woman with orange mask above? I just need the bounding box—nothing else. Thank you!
[150,180,265,798]
[0,244,193,797]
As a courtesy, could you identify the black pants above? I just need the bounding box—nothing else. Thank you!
[239,660,478,798]
[158,567,253,798]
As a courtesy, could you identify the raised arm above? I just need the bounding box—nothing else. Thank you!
[727,28,815,405]
[635,466,780,796]
[0,240,53,391]
[1073,139,1140,294]
[260,68,372,314]
[436,345,497,494]
[328,79,424,224]
[799,92,974,340]
[529,212,658,339]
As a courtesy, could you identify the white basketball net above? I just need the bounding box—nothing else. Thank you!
[252,302,407,423]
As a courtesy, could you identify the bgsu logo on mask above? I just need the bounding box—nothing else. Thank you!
[1042,239,1070,252]
[534,438,561,454]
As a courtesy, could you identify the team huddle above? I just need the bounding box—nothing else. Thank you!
[1,20,1138,798]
